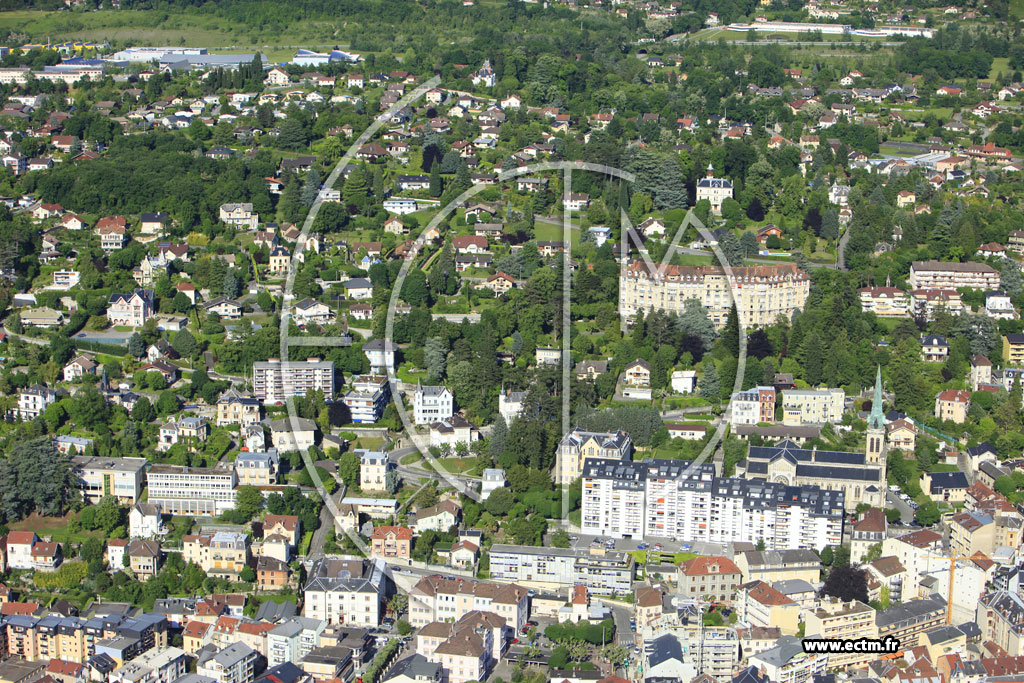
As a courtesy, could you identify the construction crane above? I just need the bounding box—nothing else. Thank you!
[924,553,977,624]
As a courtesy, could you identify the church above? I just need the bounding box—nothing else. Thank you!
[736,368,888,511]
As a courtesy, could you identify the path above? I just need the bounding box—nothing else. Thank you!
[307,485,345,561]
[837,224,851,270]
[2,326,49,346]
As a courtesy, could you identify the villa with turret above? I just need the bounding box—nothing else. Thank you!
[736,368,888,511]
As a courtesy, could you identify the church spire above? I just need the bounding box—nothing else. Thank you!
[869,365,885,430]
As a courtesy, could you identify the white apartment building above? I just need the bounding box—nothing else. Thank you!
[146,464,237,515]
[749,636,829,683]
[109,646,188,683]
[342,375,390,423]
[619,261,810,329]
[17,384,57,420]
[908,260,1001,291]
[302,557,389,627]
[881,529,947,599]
[781,388,845,425]
[197,643,258,683]
[582,459,844,549]
[253,359,335,404]
[266,617,327,667]
[72,455,149,504]
[412,383,454,425]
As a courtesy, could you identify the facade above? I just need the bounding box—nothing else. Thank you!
[342,375,390,423]
[358,450,393,491]
[369,526,413,559]
[253,359,335,404]
[412,384,454,426]
[408,575,529,632]
[146,465,237,515]
[17,384,57,420]
[935,389,971,423]
[696,165,734,214]
[619,261,810,329]
[908,260,1001,291]
[234,450,280,486]
[71,456,149,504]
[780,388,845,425]
[977,591,1024,656]
[106,290,154,328]
[581,459,844,548]
[677,556,742,602]
[734,549,822,584]
[735,580,801,634]
[554,428,633,487]
[218,203,258,230]
[803,598,876,668]
[748,636,828,683]
[302,558,389,627]
[488,544,634,596]
[183,532,249,578]
[729,387,776,426]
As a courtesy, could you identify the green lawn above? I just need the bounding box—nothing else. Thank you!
[298,531,313,556]
[533,222,580,242]
[990,57,1011,81]
[436,456,480,474]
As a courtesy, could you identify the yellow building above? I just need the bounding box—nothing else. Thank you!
[804,598,876,668]
[618,261,810,329]
[1003,334,1024,364]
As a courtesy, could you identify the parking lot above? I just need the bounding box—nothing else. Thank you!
[566,533,726,557]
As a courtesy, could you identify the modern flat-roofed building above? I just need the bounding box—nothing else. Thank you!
[909,260,1001,291]
[146,465,237,515]
[487,544,634,595]
[581,459,844,548]
[71,456,149,504]
[619,260,810,329]
[253,359,334,404]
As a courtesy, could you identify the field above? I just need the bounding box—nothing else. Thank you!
[9,511,104,544]
[0,9,344,61]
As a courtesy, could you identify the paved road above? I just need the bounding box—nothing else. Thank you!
[660,406,715,419]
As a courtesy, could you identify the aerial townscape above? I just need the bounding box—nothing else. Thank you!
[0,1,1022,683]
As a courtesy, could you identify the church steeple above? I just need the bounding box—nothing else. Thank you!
[869,365,885,430]
[866,365,886,470]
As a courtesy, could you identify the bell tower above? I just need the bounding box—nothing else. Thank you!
[866,366,886,475]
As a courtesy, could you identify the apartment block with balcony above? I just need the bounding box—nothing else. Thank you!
[253,359,335,404]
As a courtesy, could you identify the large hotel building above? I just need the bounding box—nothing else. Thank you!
[908,260,1001,291]
[581,460,844,550]
[618,261,810,328]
